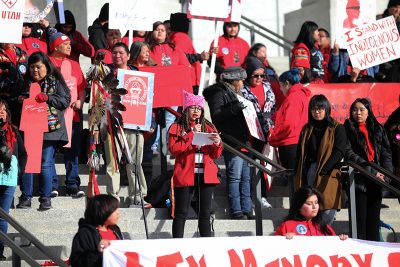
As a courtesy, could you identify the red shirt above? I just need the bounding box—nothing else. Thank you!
[274,220,336,236]
[16,37,48,56]
[211,35,250,69]
[67,31,95,63]
[98,227,118,241]
[251,84,266,109]
[149,43,190,67]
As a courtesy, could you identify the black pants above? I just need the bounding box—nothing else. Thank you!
[355,179,382,241]
[172,175,214,238]
[278,144,297,197]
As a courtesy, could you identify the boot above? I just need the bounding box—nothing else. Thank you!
[0,243,6,260]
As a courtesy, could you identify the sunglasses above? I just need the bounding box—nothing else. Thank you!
[252,74,265,79]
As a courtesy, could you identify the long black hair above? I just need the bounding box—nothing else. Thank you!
[294,21,319,49]
[84,194,119,226]
[0,99,14,172]
[175,108,217,135]
[308,94,335,126]
[285,186,334,235]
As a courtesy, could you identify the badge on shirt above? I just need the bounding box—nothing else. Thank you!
[296,224,307,235]
[222,47,229,55]
[32,43,40,48]
[19,65,26,75]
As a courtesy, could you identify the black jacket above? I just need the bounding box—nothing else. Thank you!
[203,82,249,148]
[344,119,393,191]
[70,218,123,267]
[88,19,107,51]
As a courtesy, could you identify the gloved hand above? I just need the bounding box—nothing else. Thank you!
[35,93,48,103]
[231,101,246,115]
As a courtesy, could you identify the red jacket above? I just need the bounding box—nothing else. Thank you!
[274,220,336,236]
[169,123,222,187]
[16,37,48,55]
[67,31,95,63]
[170,32,201,87]
[211,35,250,69]
[269,83,311,147]
[149,43,190,67]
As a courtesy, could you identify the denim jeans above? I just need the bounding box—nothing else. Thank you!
[21,141,57,201]
[223,150,252,215]
[143,125,158,163]
[63,122,81,190]
[0,185,16,245]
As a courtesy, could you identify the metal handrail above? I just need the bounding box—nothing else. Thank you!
[0,208,69,267]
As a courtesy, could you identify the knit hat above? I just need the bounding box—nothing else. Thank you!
[243,56,265,79]
[183,90,205,111]
[49,31,70,52]
[170,13,190,33]
[220,66,247,81]
[388,0,400,8]
[99,3,109,22]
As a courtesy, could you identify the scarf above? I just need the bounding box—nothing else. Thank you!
[41,75,62,131]
[359,122,375,161]
[2,122,16,152]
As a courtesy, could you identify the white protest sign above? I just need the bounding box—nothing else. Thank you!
[0,0,25,44]
[336,0,376,48]
[345,16,400,70]
[227,0,242,23]
[109,0,154,31]
[24,0,55,23]
[104,236,400,266]
[187,0,230,20]
[237,95,265,141]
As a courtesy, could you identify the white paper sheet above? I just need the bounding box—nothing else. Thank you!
[192,132,214,146]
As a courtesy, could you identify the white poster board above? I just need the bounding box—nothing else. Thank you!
[109,0,154,31]
[345,16,400,70]
[104,236,400,266]
[0,0,25,44]
[187,0,230,20]
[237,95,265,141]
[336,0,376,48]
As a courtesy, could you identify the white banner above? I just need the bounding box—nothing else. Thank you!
[103,236,400,267]
[187,0,230,20]
[0,0,25,44]
[336,0,376,48]
[237,95,265,141]
[345,16,400,70]
[109,0,154,31]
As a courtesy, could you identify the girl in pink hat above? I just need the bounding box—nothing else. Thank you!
[168,91,222,238]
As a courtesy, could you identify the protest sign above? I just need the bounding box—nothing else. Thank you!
[344,16,400,70]
[24,0,55,23]
[187,0,230,21]
[336,0,376,48]
[103,236,400,266]
[237,95,265,141]
[0,0,25,44]
[140,66,192,108]
[117,69,154,131]
[307,83,400,124]
[109,0,154,31]
[20,83,48,173]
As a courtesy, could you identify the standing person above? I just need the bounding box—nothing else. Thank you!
[48,31,87,198]
[16,52,70,210]
[169,91,222,238]
[385,95,400,178]
[55,10,95,63]
[88,3,109,52]
[16,23,48,55]
[294,95,347,224]
[0,100,27,260]
[203,67,253,219]
[291,21,324,83]
[269,68,311,196]
[210,22,250,76]
[274,186,347,240]
[344,98,393,241]
[70,194,123,267]
[94,28,122,65]
[318,28,332,83]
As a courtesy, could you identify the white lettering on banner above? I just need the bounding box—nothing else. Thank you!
[345,16,400,70]
[109,0,154,31]
[103,236,400,266]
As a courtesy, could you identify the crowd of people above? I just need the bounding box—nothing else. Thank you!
[0,1,399,264]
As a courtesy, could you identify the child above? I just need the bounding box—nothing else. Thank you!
[274,186,347,240]
[70,195,123,267]
[168,91,222,238]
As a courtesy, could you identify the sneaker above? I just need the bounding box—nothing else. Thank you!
[50,190,58,198]
[129,199,152,209]
[67,188,85,198]
[243,211,255,220]
[16,198,31,209]
[261,197,272,209]
[39,199,52,211]
[231,212,247,220]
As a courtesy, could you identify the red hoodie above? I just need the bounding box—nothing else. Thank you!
[67,31,95,63]
[269,83,311,147]
[211,35,250,69]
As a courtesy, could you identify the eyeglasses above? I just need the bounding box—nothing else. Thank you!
[188,106,202,111]
[252,74,265,79]
[311,107,325,113]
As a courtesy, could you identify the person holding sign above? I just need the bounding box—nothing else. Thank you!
[0,100,27,260]
[168,91,222,238]
[344,98,393,241]
[17,52,70,210]
[204,67,254,219]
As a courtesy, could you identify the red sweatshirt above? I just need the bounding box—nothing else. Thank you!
[149,43,190,67]
[211,35,250,69]
[67,31,95,63]
[274,220,336,236]
[16,36,48,56]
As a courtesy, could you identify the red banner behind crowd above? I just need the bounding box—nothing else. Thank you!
[308,83,400,124]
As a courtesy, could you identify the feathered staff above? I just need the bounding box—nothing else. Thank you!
[86,52,127,197]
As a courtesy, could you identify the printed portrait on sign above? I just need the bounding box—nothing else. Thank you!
[24,0,54,23]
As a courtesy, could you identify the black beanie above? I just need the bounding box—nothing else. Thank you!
[170,13,190,33]
[388,0,400,8]
[244,57,265,80]
[99,3,109,22]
